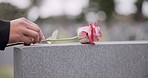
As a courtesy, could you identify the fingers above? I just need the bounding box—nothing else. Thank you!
[9,17,45,45]
[20,36,32,45]
[20,18,45,42]
[23,28,39,44]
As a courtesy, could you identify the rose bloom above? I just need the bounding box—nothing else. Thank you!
[77,23,102,44]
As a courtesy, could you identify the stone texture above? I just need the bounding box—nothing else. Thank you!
[14,41,148,78]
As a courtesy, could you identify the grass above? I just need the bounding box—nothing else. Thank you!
[0,65,13,78]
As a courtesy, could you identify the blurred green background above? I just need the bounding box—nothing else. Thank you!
[0,0,148,78]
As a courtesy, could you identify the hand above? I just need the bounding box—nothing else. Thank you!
[9,17,45,45]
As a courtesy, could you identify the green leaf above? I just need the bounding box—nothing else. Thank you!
[46,29,59,44]
[51,29,59,39]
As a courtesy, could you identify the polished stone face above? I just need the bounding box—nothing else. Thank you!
[14,41,148,78]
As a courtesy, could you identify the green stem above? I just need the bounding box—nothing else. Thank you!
[42,36,78,42]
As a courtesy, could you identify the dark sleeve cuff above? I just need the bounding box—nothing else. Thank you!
[0,20,10,50]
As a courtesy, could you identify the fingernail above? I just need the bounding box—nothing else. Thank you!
[33,41,35,44]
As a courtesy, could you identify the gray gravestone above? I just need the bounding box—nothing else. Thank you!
[14,41,148,78]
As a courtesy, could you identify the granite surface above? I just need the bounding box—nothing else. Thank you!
[14,41,148,78]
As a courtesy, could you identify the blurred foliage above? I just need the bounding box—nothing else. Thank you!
[134,0,144,21]
[89,0,115,22]
[75,13,85,23]
[89,0,148,22]
[98,0,115,21]
[0,3,25,20]
[0,0,147,23]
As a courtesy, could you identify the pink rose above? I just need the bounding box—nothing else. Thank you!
[78,23,102,44]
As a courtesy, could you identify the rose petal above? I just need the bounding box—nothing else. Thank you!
[78,22,102,44]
